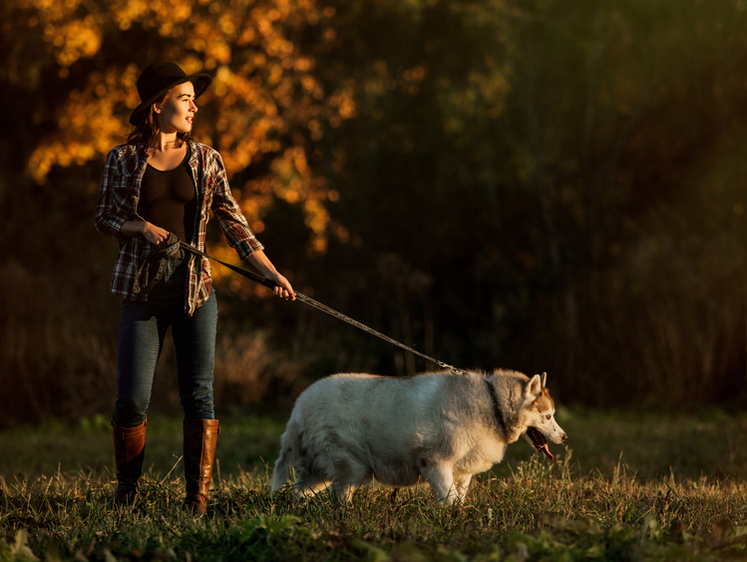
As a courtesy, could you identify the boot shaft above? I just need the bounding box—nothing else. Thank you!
[183,419,220,513]
[112,419,147,476]
[110,418,147,508]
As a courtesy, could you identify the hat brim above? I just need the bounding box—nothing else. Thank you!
[129,73,212,126]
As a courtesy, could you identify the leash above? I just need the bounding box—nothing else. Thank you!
[176,240,465,375]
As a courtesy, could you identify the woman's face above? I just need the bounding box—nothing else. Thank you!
[154,81,198,135]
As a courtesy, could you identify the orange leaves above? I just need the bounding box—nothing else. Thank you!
[28,65,140,184]
[46,16,102,68]
[113,0,150,31]
[237,146,332,253]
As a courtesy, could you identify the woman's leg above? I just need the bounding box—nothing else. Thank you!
[114,300,169,427]
[110,300,169,507]
[171,289,219,514]
[172,289,218,420]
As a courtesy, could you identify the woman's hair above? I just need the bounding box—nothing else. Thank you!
[127,88,193,155]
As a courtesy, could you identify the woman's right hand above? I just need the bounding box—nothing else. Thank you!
[120,220,170,246]
[139,222,171,246]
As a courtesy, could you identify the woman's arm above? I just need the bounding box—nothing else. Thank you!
[245,250,296,300]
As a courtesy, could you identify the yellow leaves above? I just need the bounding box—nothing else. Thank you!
[189,20,232,64]
[272,147,312,204]
[329,90,356,127]
[15,0,84,20]
[113,0,150,31]
[203,242,256,295]
[28,67,138,184]
[236,147,331,254]
[48,17,102,67]
[270,147,331,253]
[125,0,194,36]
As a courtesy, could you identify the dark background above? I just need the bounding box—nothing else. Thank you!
[3,0,747,426]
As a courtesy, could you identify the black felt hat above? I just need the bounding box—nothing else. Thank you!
[129,62,212,125]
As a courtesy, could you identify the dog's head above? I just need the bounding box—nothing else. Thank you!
[520,372,567,461]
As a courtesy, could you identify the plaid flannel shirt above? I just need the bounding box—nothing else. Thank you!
[95,141,264,316]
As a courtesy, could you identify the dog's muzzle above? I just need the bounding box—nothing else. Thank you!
[526,427,555,461]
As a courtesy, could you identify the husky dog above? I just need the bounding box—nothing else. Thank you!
[271,369,567,504]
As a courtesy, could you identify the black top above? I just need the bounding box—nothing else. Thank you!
[139,152,197,243]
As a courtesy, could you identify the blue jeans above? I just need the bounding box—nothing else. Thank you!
[114,259,218,427]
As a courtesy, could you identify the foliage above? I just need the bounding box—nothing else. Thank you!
[3,0,349,253]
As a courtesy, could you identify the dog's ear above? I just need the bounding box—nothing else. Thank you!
[525,374,543,399]
[541,372,547,388]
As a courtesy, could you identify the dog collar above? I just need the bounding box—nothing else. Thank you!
[484,379,509,438]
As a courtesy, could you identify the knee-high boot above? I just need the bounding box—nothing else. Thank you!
[109,419,147,508]
[183,419,220,515]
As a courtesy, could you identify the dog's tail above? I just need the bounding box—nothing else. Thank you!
[271,421,300,493]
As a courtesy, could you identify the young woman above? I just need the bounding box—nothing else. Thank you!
[95,62,295,514]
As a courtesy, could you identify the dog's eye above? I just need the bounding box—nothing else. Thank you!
[545,414,551,420]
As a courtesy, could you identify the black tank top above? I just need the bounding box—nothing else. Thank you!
[139,151,197,243]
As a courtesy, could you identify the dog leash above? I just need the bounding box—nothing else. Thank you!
[177,240,466,375]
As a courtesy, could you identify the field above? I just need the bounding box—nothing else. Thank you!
[2,409,747,561]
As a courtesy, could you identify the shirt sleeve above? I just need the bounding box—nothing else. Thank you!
[95,147,127,242]
[208,149,265,260]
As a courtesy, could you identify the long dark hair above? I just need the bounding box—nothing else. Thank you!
[127,88,193,156]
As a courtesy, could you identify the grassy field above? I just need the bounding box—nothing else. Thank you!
[2,409,747,561]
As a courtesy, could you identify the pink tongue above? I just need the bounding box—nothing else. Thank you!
[540,444,554,461]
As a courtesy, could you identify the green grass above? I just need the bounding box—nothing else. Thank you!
[2,409,747,561]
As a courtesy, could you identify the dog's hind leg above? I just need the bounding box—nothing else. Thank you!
[271,447,292,493]
[271,422,303,493]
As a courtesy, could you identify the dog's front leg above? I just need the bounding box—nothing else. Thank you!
[453,473,472,502]
[330,456,367,503]
[422,463,457,505]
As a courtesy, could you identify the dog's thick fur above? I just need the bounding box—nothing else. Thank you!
[271,369,567,504]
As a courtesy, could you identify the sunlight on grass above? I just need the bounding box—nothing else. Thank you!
[1,455,746,561]
[2,410,747,560]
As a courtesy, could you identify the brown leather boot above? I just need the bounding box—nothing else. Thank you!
[109,419,147,508]
[183,419,220,515]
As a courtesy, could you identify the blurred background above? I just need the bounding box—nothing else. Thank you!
[2,0,747,427]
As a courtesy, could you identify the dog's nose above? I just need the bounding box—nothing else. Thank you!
[561,433,568,441]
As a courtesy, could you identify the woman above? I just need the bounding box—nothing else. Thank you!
[95,62,295,514]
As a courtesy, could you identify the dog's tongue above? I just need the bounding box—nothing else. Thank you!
[538,443,554,461]
[527,427,554,461]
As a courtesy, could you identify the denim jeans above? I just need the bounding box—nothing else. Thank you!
[114,259,218,427]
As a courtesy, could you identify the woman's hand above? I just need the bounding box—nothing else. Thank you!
[120,220,170,246]
[243,250,296,301]
[267,272,296,301]
[140,222,171,246]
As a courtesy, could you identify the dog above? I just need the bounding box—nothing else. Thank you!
[271,369,567,505]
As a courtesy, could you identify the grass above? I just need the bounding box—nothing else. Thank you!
[2,409,747,561]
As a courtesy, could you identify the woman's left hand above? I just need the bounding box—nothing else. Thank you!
[244,250,296,301]
[268,272,296,301]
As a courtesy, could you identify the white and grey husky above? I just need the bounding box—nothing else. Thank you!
[271,369,567,504]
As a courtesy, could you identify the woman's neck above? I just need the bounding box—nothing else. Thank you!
[146,135,188,171]
[151,133,181,153]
